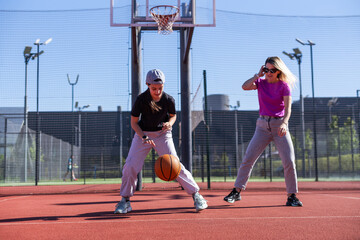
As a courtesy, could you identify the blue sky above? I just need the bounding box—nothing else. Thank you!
[1,0,359,16]
[1,0,360,112]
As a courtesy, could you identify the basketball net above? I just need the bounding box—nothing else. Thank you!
[150,5,179,35]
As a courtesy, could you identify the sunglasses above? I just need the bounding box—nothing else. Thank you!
[263,67,279,74]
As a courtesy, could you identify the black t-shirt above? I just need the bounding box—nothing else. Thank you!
[131,89,176,131]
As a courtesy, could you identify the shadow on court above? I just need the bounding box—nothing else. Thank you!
[1,182,359,240]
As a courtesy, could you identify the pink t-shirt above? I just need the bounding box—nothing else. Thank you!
[255,78,291,117]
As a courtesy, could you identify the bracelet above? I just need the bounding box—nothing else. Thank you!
[142,135,149,142]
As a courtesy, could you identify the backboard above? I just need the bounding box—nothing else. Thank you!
[110,0,216,28]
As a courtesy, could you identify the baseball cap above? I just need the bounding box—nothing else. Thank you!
[146,69,165,85]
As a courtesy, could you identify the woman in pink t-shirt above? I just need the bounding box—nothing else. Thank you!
[224,56,302,207]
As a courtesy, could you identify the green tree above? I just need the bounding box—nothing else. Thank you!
[291,134,301,158]
[328,115,339,155]
[0,154,4,180]
[328,115,359,154]
[341,117,359,153]
[28,139,45,164]
[305,128,313,158]
[211,151,230,176]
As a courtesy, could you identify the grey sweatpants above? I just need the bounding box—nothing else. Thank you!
[234,117,298,194]
[120,130,200,198]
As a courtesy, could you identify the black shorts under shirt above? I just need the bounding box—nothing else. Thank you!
[131,89,176,131]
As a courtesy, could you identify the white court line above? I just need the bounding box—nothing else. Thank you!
[321,194,360,200]
[0,215,359,226]
[342,197,360,200]
[0,195,29,203]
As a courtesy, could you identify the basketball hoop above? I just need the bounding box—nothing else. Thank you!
[150,5,180,35]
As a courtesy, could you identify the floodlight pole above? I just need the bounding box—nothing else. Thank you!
[227,102,240,170]
[309,42,318,182]
[283,49,306,178]
[33,38,52,186]
[24,58,29,182]
[118,106,123,177]
[35,43,40,186]
[357,90,360,159]
[346,104,355,173]
[203,70,211,189]
[296,38,318,181]
[76,103,89,180]
[67,74,79,181]
[23,47,35,182]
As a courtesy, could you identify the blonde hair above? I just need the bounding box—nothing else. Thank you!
[265,56,297,90]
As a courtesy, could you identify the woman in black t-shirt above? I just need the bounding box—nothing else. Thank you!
[114,69,208,214]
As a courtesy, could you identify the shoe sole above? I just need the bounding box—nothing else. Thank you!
[114,209,132,214]
[196,204,208,212]
[114,210,127,214]
[114,207,132,214]
[286,202,303,207]
[224,197,241,203]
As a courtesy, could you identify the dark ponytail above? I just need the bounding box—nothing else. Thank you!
[150,100,162,113]
[146,84,162,113]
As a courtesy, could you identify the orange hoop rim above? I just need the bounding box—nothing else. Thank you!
[149,5,180,17]
[150,5,180,34]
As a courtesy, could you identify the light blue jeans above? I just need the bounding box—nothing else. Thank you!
[234,117,298,194]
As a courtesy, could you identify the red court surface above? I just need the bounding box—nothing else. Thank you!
[1,181,359,240]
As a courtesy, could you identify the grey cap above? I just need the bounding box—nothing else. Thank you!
[146,69,165,85]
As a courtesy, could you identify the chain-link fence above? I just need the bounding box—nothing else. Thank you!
[0,113,80,183]
[1,97,359,186]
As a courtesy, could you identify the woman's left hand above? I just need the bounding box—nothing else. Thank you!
[278,123,287,137]
[162,122,172,131]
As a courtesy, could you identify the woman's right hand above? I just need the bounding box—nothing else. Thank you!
[143,137,156,147]
[258,65,265,78]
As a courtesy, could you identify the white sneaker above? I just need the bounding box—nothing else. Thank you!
[114,198,132,214]
[193,192,208,212]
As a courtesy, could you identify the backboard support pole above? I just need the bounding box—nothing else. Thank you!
[183,27,194,63]
[180,27,192,173]
[131,27,143,191]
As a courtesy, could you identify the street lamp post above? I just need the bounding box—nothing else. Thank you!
[33,38,52,185]
[203,70,211,189]
[296,38,318,181]
[227,101,240,171]
[67,74,79,181]
[328,98,338,123]
[357,90,360,160]
[23,46,37,182]
[327,97,338,177]
[75,102,90,180]
[117,106,123,177]
[346,104,356,173]
[283,48,306,178]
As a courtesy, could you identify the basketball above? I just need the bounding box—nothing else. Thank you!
[155,154,181,181]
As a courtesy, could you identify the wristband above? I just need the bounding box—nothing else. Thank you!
[142,135,150,143]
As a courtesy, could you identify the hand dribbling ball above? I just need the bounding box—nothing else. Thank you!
[155,154,181,181]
